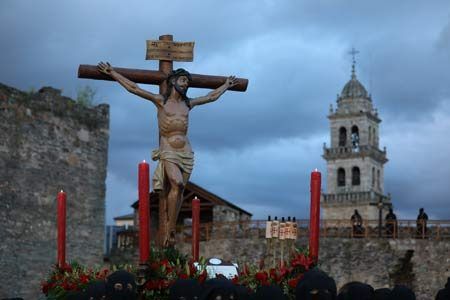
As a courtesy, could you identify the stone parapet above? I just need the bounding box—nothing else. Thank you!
[323,145,388,163]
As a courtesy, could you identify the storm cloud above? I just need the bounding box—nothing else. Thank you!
[1,0,449,222]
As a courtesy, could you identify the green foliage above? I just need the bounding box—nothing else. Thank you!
[76,85,96,107]
[150,246,188,266]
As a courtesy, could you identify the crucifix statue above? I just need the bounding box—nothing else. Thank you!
[78,35,248,247]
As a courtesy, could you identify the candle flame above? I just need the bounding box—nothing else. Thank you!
[60,189,64,193]
[143,159,146,163]
[314,168,318,172]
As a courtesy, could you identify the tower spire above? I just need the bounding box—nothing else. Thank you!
[348,47,359,79]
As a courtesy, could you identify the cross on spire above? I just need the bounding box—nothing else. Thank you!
[348,47,359,79]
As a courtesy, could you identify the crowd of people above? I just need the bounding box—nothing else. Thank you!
[165,270,450,300]
[13,268,445,300]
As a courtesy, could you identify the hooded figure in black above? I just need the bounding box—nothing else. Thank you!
[374,288,391,300]
[416,208,428,238]
[253,285,287,300]
[85,280,107,300]
[337,282,374,300]
[435,278,450,300]
[385,208,397,237]
[295,269,337,300]
[234,285,254,299]
[105,270,137,300]
[350,210,364,237]
[200,278,237,300]
[169,279,202,300]
[388,285,415,300]
[66,291,85,300]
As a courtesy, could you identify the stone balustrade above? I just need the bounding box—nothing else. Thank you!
[323,145,388,162]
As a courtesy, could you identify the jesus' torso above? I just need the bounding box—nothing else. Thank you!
[157,99,192,153]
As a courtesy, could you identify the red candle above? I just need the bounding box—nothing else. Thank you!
[138,160,150,263]
[192,196,200,261]
[309,169,321,263]
[57,190,66,268]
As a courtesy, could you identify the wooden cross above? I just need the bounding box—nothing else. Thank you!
[78,34,248,96]
[78,34,248,246]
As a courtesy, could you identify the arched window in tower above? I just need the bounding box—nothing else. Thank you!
[339,127,347,147]
[368,126,372,145]
[351,126,360,150]
[373,127,377,146]
[377,169,380,189]
[372,167,375,187]
[352,167,361,186]
[337,168,346,187]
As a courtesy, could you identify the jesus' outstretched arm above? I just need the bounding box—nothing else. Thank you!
[97,61,164,108]
[189,76,238,108]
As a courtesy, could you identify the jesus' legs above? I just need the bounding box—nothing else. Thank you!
[164,161,185,246]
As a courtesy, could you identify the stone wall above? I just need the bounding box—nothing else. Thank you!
[109,236,449,299]
[0,83,109,298]
[213,205,251,222]
[322,204,388,221]
[176,238,449,300]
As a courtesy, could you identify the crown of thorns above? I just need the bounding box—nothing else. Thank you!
[167,68,192,82]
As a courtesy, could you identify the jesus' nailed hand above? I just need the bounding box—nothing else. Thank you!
[97,61,237,246]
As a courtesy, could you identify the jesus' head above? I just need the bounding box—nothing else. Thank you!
[167,68,192,100]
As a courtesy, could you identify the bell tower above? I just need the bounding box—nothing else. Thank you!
[322,50,391,221]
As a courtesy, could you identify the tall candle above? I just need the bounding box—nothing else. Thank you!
[286,216,293,239]
[192,196,200,261]
[292,217,298,240]
[265,215,272,239]
[57,190,66,268]
[138,160,150,263]
[309,169,321,263]
[271,217,279,238]
[279,217,286,240]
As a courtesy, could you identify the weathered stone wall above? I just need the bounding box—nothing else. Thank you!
[0,83,109,298]
[107,230,449,299]
[177,238,449,300]
[213,205,251,222]
[322,204,388,221]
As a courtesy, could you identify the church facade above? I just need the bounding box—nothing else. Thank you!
[321,64,391,221]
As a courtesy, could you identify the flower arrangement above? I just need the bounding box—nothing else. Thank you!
[42,247,313,299]
[232,248,314,298]
[41,262,112,300]
[141,247,207,299]
[41,247,206,300]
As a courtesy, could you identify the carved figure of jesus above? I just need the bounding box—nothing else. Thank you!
[97,62,237,246]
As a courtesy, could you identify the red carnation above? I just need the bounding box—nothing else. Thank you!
[188,262,197,276]
[79,274,90,284]
[160,279,170,289]
[255,271,269,285]
[291,254,313,271]
[288,277,300,289]
[41,282,52,295]
[198,270,207,284]
[269,268,280,283]
[145,280,159,290]
[160,259,170,267]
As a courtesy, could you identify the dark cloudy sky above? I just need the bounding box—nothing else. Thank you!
[1,0,450,223]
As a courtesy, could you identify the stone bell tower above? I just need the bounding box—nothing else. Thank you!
[322,53,390,221]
